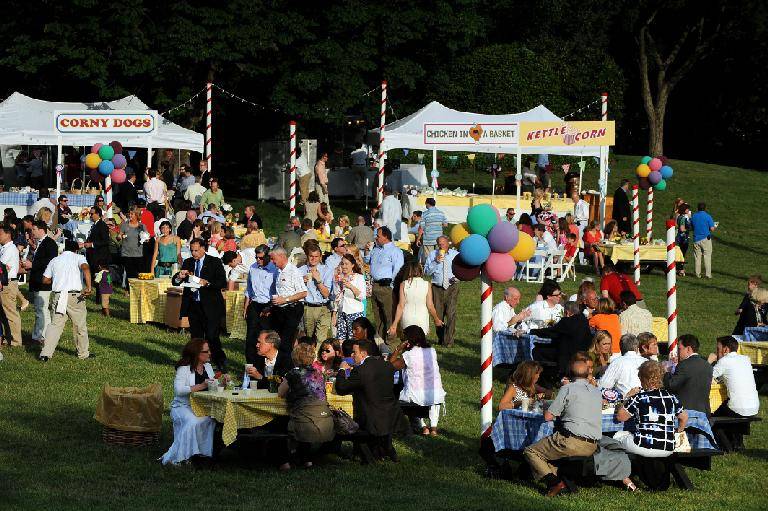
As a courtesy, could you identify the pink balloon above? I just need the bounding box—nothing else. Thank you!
[111,168,127,184]
[483,253,517,283]
[91,143,103,154]
[648,158,662,172]
[492,205,501,222]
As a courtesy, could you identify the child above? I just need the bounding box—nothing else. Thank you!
[564,232,579,262]
[736,275,763,316]
[94,260,113,317]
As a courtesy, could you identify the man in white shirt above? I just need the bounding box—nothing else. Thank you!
[184,175,207,208]
[379,185,402,241]
[572,191,590,264]
[295,146,312,205]
[533,224,557,253]
[39,240,93,361]
[598,334,646,395]
[350,143,369,197]
[269,247,308,355]
[711,336,760,417]
[619,291,652,335]
[222,248,257,291]
[143,168,167,205]
[492,287,532,333]
[526,280,564,325]
[324,237,347,272]
[28,189,55,217]
[0,224,22,347]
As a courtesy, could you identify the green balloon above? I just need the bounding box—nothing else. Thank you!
[654,179,667,191]
[466,204,498,237]
[98,145,115,161]
[640,156,652,164]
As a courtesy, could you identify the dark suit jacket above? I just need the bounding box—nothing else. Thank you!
[531,313,592,373]
[252,351,293,389]
[663,354,714,415]
[176,219,193,241]
[117,181,138,211]
[86,219,110,265]
[239,213,263,228]
[172,255,226,318]
[612,186,631,233]
[29,236,58,292]
[335,357,401,436]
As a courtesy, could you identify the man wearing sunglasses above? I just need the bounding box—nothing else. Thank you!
[526,280,565,325]
[56,195,72,224]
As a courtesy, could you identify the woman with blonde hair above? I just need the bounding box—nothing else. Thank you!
[388,260,443,337]
[588,330,613,377]
[208,221,223,248]
[334,215,350,237]
[498,361,550,410]
[35,206,53,226]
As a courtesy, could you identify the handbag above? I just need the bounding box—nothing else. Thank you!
[330,406,359,435]
[674,431,691,453]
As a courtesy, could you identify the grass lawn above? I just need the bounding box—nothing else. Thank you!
[1,155,767,510]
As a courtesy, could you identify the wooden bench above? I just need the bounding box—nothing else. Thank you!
[709,416,762,452]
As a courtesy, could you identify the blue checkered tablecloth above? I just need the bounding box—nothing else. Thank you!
[492,332,552,367]
[0,192,101,208]
[491,408,716,452]
[744,326,768,342]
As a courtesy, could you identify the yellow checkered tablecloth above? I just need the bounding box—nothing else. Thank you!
[128,278,173,324]
[225,290,247,340]
[651,317,668,344]
[738,341,768,365]
[191,389,354,446]
[709,382,728,413]
[598,242,684,264]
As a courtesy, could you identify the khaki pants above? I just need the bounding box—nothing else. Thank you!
[432,283,458,346]
[315,182,329,205]
[371,282,395,347]
[41,292,89,359]
[33,290,52,341]
[298,173,312,204]
[0,281,22,346]
[523,431,598,481]
[692,237,712,278]
[303,304,331,341]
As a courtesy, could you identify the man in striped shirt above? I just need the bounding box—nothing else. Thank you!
[418,198,447,263]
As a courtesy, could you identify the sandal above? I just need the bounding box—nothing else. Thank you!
[624,480,639,492]
[430,428,438,437]
[422,427,430,436]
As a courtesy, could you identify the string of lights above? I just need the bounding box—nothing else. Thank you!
[561,98,602,120]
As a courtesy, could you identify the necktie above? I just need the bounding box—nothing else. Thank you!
[194,259,202,301]
[442,252,450,290]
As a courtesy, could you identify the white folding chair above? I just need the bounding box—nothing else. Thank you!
[543,248,565,281]
[524,250,550,283]
[558,255,577,282]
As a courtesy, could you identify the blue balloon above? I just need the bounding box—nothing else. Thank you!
[98,159,114,176]
[459,234,491,266]
[660,165,673,179]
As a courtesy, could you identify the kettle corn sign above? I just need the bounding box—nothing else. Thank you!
[519,121,615,147]
[423,123,519,145]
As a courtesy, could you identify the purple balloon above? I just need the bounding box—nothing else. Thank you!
[112,153,127,169]
[486,221,519,253]
[647,170,662,185]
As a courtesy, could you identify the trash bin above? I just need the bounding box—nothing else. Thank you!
[164,286,189,330]
[94,383,163,446]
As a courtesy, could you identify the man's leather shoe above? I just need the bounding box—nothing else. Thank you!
[39,356,49,362]
[546,481,567,497]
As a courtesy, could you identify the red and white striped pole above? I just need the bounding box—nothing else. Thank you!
[289,121,297,218]
[632,184,640,285]
[598,92,608,228]
[480,272,494,438]
[205,82,213,173]
[105,176,113,219]
[666,219,678,358]
[376,80,387,208]
[646,187,654,240]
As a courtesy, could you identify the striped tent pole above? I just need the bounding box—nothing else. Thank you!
[598,92,608,228]
[205,82,213,172]
[666,219,679,358]
[105,176,113,219]
[480,271,494,438]
[289,121,297,218]
[646,187,654,240]
[632,184,640,285]
[376,80,387,208]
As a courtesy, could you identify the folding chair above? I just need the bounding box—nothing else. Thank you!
[558,255,577,282]
[524,250,550,283]
[543,248,565,281]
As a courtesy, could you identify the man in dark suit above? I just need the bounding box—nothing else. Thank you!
[115,171,139,213]
[663,334,714,414]
[611,179,631,234]
[81,207,110,269]
[25,221,59,344]
[335,339,402,461]
[176,209,196,241]
[238,204,263,229]
[172,237,228,370]
[531,301,592,376]
[245,330,292,388]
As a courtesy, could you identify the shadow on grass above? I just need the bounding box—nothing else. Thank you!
[679,277,743,298]
[712,235,768,258]
[92,333,176,366]
[739,448,768,461]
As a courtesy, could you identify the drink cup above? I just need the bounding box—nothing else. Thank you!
[520,397,531,412]
[250,381,259,390]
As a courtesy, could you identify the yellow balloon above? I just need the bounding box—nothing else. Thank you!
[450,222,470,247]
[509,231,535,262]
[85,153,102,170]
[636,164,651,178]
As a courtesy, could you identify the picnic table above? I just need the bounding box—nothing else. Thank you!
[128,277,173,324]
[491,407,716,452]
[598,241,684,264]
[191,388,353,446]
[492,332,552,367]
[743,326,768,342]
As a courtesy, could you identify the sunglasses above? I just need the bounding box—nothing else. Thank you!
[550,292,562,297]
[322,349,333,354]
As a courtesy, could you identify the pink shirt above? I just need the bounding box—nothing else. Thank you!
[315,160,328,185]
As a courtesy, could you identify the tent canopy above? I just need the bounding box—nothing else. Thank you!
[0,92,203,152]
[374,101,600,157]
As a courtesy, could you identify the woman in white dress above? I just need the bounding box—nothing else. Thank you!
[332,254,367,340]
[161,339,220,465]
[388,260,443,337]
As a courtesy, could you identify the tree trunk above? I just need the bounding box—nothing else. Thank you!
[648,92,668,156]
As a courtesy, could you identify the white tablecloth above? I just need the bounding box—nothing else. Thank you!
[327,164,428,197]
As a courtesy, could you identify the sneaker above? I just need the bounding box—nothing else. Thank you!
[39,356,50,362]
[79,353,96,360]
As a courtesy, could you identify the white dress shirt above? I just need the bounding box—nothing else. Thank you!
[380,195,402,239]
[275,263,307,306]
[295,155,311,177]
[43,251,87,292]
[143,177,167,204]
[184,183,207,206]
[0,240,20,279]
[29,197,55,216]
[226,248,257,282]
[713,352,760,416]
[573,199,590,224]
[598,351,646,395]
[492,301,521,333]
[351,146,369,166]
[540,231,558,252]
[526,300,563,324]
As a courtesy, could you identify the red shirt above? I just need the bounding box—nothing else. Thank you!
[140,209,155,237]
[565,242,578,258]
[600,272,643,306]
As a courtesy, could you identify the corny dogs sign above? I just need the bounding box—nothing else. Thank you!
[55,111,158,134]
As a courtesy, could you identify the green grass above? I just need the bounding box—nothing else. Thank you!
[1,155,767,510]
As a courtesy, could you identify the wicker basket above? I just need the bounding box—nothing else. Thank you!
[102,427,160,447]
[70,178,83,195]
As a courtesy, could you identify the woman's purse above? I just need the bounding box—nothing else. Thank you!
[330,406,359,435]
[673,431,691,453]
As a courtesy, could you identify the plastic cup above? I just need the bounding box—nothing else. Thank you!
[520,397,530,412]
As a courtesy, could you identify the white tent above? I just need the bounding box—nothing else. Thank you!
[376,101,600,157]
[0,92,203,152]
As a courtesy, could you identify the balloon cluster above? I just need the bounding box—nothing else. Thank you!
[448,204,536,283]
[84,141,127,184]
[635,155,674,191]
